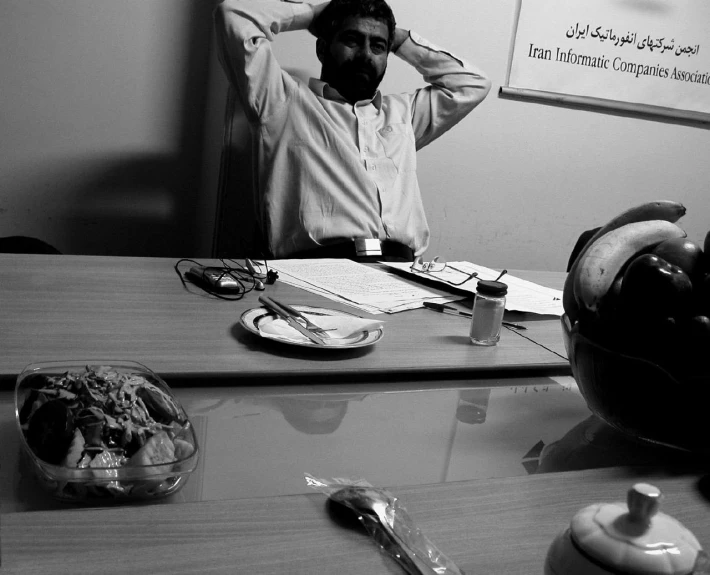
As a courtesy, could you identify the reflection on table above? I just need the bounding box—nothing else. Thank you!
[2,376,703,514]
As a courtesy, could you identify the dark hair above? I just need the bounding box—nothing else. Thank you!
[312,0,396,50]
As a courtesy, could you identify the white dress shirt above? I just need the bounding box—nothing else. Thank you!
[214,0,491,257]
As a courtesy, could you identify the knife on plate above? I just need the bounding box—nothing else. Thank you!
[258,295,326,345]
[263,295,331,335]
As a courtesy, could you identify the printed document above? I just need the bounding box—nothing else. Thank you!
[269,259,455,314]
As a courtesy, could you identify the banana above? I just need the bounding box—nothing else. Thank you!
[573,219,687,315]
[563,200,686,322]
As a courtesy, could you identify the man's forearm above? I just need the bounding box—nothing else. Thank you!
[395,31,490,93]
[395,31,491,148]
[214,0,317,123]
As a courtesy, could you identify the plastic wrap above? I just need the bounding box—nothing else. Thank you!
[306,474,464,575]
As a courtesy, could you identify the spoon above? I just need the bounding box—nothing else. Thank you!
[330,486,463,575]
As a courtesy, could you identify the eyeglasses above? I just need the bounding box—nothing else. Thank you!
[410,256,480,287]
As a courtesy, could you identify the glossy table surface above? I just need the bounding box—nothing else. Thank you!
[1,376,578,512]
[3,255,707,573]
[3,376,709,574]
[0,254,568,385]
[2,465,708,574]
[2,377,705,512]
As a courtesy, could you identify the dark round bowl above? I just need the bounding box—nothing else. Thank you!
[561,314,710,454]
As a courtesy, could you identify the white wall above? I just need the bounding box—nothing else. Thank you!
[1,0,708,269]
[267,0,710,271]
[0,0,219,257]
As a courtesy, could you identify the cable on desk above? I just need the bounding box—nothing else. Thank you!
[173,258,276,301]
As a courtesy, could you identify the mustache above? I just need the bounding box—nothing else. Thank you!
[341,59,377,78]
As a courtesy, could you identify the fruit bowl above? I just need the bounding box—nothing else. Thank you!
[561,315,710,454]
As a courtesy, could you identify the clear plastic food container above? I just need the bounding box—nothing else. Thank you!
[15,360,199,502]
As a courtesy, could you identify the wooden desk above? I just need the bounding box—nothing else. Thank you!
[0,255,569,386]
[2,467,708,574]
[4,257,707,573]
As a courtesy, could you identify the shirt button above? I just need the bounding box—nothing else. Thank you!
[364,146,370,153]
[370,165,377,171]
[384,126,393,133]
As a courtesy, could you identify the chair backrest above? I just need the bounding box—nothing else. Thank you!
[211,86,266,259]
[0,236,62,254]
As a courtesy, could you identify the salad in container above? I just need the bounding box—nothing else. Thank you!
[15,360,199,502]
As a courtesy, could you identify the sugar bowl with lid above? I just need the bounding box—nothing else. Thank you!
[545,483,709,575]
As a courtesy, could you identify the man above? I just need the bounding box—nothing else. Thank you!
[214,0,491,260]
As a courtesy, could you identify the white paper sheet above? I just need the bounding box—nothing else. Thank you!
[269,259,457,314]
[382,261,564,316]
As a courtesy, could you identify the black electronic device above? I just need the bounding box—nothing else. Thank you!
[185,265,245,293]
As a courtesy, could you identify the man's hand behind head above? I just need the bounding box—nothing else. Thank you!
[310,0,396,50]
[308,2,331,37]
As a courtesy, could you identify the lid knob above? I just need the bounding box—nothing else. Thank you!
[627,483,662,525]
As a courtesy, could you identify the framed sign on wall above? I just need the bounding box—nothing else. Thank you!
[501,0,710,124]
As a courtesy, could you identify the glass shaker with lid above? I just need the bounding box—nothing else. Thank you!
[469,280,508,346]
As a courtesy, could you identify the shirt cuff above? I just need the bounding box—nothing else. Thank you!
[282,1,316,31]
[276,0,313,32]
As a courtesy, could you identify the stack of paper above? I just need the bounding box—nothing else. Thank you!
[382,261,564,316]
[268,259,456,314]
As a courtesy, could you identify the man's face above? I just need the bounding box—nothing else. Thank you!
[318,16,389,103]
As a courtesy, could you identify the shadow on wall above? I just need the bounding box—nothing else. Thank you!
[64,153,195,257]
[0,0,218,257]
[2,153,197,257]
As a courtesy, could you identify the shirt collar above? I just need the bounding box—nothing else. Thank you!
[309,78,382,111]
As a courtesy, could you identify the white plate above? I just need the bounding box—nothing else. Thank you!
[240,305,384,349]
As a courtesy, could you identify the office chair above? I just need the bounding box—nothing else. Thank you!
[0,236,62,254]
